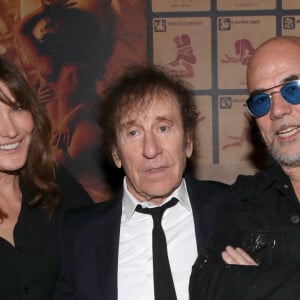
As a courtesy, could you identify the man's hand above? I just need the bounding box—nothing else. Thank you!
[221,245,258,266]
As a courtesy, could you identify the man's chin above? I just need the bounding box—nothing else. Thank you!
[270,149,300,167]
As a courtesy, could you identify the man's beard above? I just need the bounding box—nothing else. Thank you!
[268,141,300,167]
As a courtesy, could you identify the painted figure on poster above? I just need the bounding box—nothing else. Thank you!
[169,33,196,78]
[0,0,19,59]
[222,111,252,150]
[221,38,254,65]
[197,111,206,124]
[14,0,115,200]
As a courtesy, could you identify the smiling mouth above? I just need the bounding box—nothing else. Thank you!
[277,126,300,138]
[0,141,21,150]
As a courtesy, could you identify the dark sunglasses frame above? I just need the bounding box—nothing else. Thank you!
[246,79,300,117]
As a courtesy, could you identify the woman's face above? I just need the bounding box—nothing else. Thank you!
[32,18,57,41]
[0,81,33,173]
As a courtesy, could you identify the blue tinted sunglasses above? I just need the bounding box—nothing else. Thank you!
[246,80,300,118]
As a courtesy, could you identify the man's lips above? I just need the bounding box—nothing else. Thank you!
[144,166,168,174]
[276,126,300,138]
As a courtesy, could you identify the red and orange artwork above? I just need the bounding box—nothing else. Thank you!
[0,0,20,61]
[4,0,146,202]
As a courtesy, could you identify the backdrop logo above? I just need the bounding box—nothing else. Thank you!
[154,19,167,32]
[218,18,231,31]
[283,17,295,29]
[220,96,232,109]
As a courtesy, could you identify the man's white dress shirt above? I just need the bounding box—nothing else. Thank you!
[118,178,197,300]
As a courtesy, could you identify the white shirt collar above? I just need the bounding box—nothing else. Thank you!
[122,176,192,221]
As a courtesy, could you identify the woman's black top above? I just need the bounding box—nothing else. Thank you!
[0,168,93,299]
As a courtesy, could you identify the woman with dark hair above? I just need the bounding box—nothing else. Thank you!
[0,56,92,299]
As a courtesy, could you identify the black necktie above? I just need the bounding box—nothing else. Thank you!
[135,198,178,300]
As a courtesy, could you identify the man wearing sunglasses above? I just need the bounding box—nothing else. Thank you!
[190,36,300,299]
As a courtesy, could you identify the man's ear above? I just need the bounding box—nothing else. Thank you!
[186,134,193,158]
[111,146,122,168]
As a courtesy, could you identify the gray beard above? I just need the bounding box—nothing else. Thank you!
[268,144,300,167]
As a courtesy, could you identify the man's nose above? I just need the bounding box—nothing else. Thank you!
[269,92,292,120]
[142,132,162,158]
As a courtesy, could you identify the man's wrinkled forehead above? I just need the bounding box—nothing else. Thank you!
[119,110,141,128]
[248,74,300,97]
[116,90,178,126]
[116,95,151,126]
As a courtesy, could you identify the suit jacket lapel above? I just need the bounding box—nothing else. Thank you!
[95,193,123,300]
[185,175,218,253]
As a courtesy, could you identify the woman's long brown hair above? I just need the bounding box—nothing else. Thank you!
[0,56,59,218]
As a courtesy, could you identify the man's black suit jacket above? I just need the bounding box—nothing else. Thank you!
[53,174,228,300]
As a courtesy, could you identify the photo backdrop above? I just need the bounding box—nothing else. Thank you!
[148,0,300,184]
[1,0,300,201]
